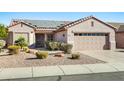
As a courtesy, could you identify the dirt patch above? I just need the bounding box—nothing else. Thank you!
[0,52,105,68]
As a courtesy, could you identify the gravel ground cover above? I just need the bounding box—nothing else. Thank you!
[0,52,105,68]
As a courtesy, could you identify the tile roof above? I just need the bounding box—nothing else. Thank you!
[108,22,124,32]
[12,18,124,32]
[12,19,71,29]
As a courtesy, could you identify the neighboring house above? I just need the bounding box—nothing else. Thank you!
[108,22,124,48]
[8,16,116,51]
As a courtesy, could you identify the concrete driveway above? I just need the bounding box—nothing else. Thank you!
[80,50,124,63]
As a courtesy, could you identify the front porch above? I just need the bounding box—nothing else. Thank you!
[35,33,53,48]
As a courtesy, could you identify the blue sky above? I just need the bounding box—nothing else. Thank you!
[0,12,124,25]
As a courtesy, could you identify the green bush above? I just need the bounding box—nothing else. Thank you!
[45,41,61,50]
[71,53,80,59]
[22,47,29,52]
[59,43,65,51]
[0,24,8,39]
[15,37,28,48]
[45,41,73,53]
[60,43,73,54]
[36,51,48,59]
[8,45,20,54]
[56,42,61,50]
[26,50,31,53]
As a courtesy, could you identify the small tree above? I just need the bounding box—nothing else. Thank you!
[0,24,8,39]
[15,37,28,49]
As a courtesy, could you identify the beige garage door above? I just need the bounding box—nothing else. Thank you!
[74,33,109,50]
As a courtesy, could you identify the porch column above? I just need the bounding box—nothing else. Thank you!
[44,33,47,41]
[44,33,47,48]
[12,32,15,45]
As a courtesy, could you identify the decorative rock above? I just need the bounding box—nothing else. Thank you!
[54,53,64,57]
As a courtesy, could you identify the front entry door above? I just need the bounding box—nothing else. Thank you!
[35,34,45,47]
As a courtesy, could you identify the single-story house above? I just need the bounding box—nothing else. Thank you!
[8,16,116,51]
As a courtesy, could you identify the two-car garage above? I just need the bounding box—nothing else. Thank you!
[66,17,116,51]
[74,33,110,50]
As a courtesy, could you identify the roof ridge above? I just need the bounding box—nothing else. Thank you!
[13,19,71,22]
[107,22,124,24]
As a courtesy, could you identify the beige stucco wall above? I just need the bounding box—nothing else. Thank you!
[54,31,67,43]
[8,23,35,46]
[66,18,116,50]
[116,32,124,48]
[14,32,29,42]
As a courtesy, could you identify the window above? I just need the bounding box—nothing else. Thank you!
[79,33,82,36]
[74,33,107,36]
[74,33,79,36]
[88,33,91,36]
[91,21,94,27]
[84,33,87,36]
[96,33,100,36]
[92,33,96,36]
[47,34,53,41]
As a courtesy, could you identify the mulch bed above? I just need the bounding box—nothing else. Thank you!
[0,52,105,68]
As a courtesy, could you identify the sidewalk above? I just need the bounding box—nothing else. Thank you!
[1,62,124,80]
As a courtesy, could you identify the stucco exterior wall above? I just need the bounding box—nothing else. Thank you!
[29,32,35,46]
[8,23,34,32]
[54,31,67,43]
[14,32,29,42]
[116,32,124,48]
[67,18,116,50]
[8,23,35,46]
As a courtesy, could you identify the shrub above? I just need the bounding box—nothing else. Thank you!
[15,37,28,48]
[56,42,61,50]
[36,51,48,59]
[26,50,31,53]
[59,43,65,51]
[45,41,60,50]
[71,53,80,59]
[0,24,8,39]
[45,41,73,53]
[22,47,29,52]
[60,43,73,54]
[8,45,20,54]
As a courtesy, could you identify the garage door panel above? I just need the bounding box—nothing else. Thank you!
[74,33,109,50]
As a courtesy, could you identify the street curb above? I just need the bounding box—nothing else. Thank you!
[0,63,123,80]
